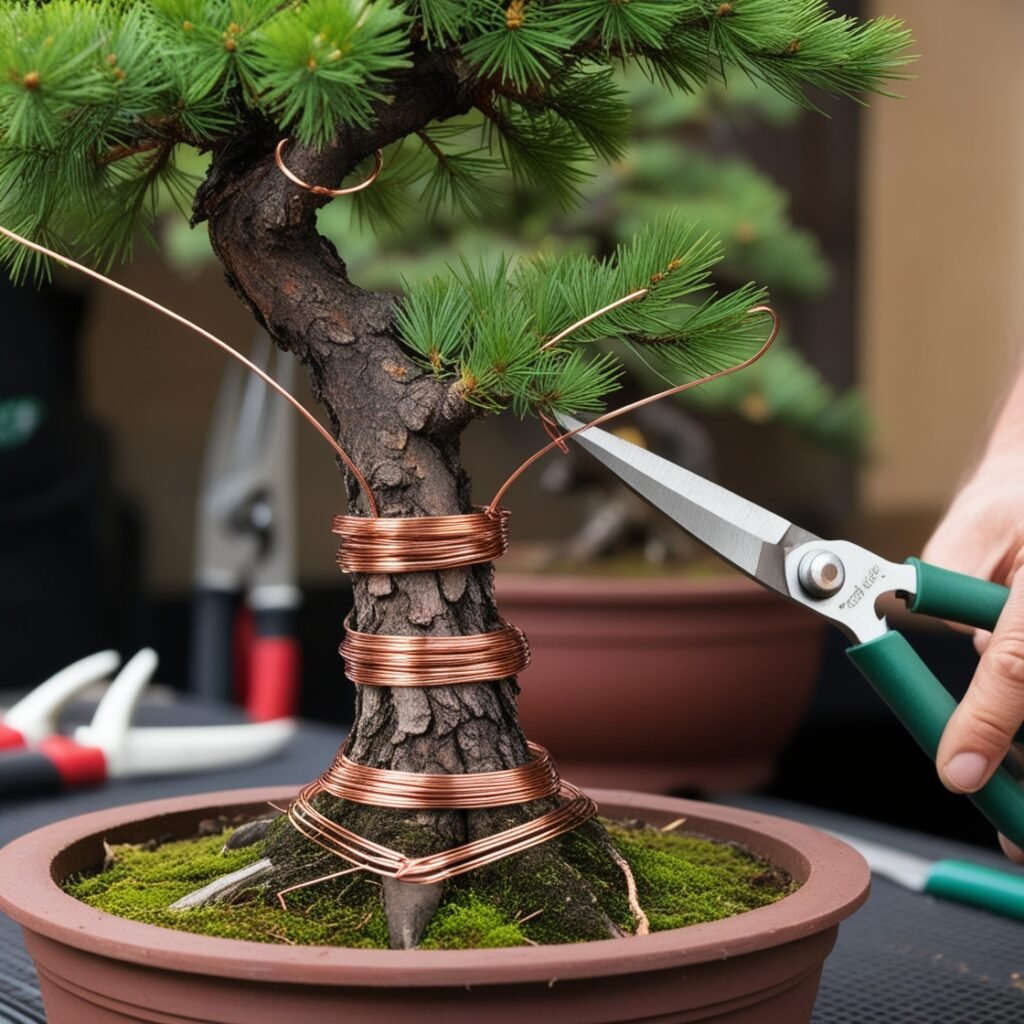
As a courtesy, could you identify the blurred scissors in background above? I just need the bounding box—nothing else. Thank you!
[558,414,1024,849]
[0,649,295,796]
[191,331,301,721]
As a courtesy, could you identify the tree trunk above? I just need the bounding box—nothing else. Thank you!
[190,52,622,948]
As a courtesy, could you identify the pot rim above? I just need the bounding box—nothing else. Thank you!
[0,786,869,987]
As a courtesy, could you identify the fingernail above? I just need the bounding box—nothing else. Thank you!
[999,835,1024,860]
[999,835,1024,864]
[945,752,990,791]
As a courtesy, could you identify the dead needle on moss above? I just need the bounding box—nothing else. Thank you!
[516,908,544,924]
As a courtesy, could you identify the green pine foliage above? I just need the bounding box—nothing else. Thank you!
[1,0,911,425]
[397,215,768,418]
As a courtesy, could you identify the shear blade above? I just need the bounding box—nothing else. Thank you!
[557,415,817,596]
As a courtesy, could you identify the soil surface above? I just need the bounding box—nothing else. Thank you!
[64,812,795,949]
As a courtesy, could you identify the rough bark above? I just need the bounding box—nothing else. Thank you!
[189,47,620,947]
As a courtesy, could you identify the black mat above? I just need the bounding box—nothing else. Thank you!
[1,707,1022,1023]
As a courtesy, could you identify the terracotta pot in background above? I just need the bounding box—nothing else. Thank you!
[0,786,869,1024]
[498,574,825,793]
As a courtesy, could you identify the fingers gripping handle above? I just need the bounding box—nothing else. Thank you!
[905,558,1010,631]
[847,631,1024,848]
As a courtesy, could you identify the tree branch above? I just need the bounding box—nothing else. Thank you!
[191,47,477,471]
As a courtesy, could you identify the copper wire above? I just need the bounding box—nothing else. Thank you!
[0,224,380,517]
[319,741,558,808]
[488,304,781,511]
[332,507,510,573]
[285,779,597,887]
[539,287,649,351]
[275,139,384,196]
[341,614,529,687]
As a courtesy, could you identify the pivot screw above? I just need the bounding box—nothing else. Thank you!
[798,550,845,598]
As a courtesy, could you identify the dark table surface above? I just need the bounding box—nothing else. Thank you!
[1,697,1022,1024]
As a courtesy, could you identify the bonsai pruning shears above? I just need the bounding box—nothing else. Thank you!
[558,415,1024,849]
[0,649,296,797]
[191,331,301,720]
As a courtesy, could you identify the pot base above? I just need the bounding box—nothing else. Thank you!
[27,929,833,1023]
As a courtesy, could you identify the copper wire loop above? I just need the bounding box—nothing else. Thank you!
[341,615,530,687]
[274,138,384,197]
[318,741,558,808]
[286,780,598,884]
[333,507,510,573]
[488,304,782,511]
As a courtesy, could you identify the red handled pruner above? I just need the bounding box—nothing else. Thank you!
[0,649,296,797]
[191,331,301,720]
[559,415,1024,849]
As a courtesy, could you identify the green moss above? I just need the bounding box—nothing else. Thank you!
[64,818,794,949]
[418,895,526,950]
[604,824,797,931]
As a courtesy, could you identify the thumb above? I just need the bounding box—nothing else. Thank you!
[937,567,1024,793]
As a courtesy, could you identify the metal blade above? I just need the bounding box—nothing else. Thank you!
[825,830,929,892]
[558,415,818,595]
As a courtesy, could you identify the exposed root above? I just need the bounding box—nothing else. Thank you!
[170,805,630,946]
[608,844,650,936]
[170,858,275,910]
[223,815,280,851]
[383,878,444,949]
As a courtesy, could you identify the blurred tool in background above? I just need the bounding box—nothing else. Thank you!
[189,332,301,721]
[0,648,296,797]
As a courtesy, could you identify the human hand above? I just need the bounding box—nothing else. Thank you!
[923,456,1024,863]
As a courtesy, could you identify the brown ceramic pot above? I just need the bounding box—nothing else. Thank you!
[0,786,868,1024]
[497,574,825,792]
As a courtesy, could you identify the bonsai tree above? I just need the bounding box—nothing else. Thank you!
[0,0,909,948]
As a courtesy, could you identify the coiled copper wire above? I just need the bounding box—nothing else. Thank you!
[318,741,558,808]
[332,507,510,573]
[340,614,530,687]
[282,302,781,891]
[0,223,782,893]
[287,779,598,884]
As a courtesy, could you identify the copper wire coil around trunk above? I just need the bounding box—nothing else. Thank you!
[286,779,598,884]
[332,507,511,573]
[318,741,559,809]
[340,615,530,687]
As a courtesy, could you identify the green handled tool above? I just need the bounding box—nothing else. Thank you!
[828,830,1024,921]
[558,415,1024,849]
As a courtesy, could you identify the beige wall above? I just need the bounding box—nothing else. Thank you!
[862,0,1024,527]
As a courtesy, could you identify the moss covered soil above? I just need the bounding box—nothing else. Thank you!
[64,818,796,950]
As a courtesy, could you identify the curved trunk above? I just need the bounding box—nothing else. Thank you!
[191,55,619,947]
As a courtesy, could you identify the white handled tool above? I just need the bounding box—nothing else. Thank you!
[2,648,296,796]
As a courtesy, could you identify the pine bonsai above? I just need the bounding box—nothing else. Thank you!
[1,0,910,948]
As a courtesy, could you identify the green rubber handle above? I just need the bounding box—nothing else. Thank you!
[905,558,1010,631]
[847,631,1024,848]
[925,858,1024,920]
